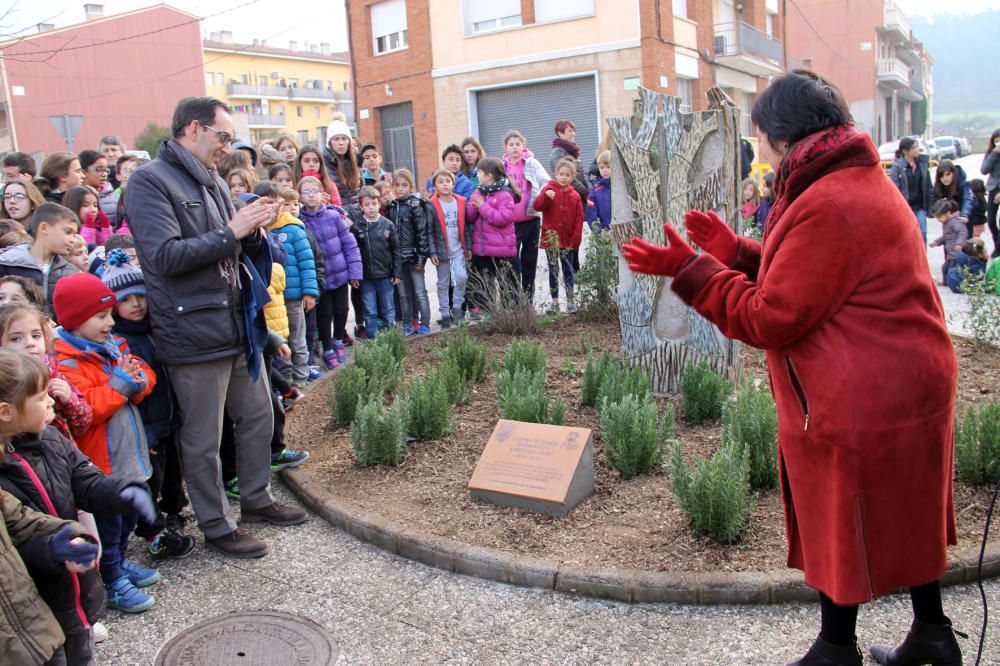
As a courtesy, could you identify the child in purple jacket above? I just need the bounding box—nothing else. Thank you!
[465,157,520,314]
[297,176,362,369]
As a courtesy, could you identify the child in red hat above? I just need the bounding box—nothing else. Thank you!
[51,272,161,614]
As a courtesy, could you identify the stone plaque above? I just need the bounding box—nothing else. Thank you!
[468,419,594,517]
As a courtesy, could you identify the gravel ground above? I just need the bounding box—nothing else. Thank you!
[97,154,1000,664]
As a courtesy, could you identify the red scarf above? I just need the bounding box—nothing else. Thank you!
[765,125,878,237]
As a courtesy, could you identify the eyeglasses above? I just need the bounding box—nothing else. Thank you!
[87,167,110,174]
[202,124,233,145]
[2,193,26,203]
[300,188,322,196]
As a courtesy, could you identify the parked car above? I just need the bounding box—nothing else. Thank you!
[919,139,941,161]
[877,142,899,162]
[958,137,971,157]
[934,136,958,160]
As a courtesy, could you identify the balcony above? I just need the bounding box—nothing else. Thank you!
[713,22,784,77]
[227,84,290,98]
[900,76,924,102]
[879,1,911,43]
[247,114,286,128]
[228,83,350,103]
[289,87,348,102]
[876,57,910,89]
[673,16,698,50]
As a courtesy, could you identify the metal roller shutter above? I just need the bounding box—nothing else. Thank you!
[475,76,599,174]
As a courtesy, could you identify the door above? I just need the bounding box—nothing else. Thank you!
[718,0,736,54]
[475,76,599,176]
[379,102,417,181]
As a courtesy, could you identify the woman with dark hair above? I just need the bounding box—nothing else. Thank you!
[79,149,118,229]
[622,70,960,666]
[460,137,486,188]
[549,119,590,200]
[322,118,360,208]
[980,128,1000,257]
[887,136,933,244]
[36,152,84,204]
[932,159,973,234]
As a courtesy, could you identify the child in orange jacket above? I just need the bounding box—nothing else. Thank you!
[51,272,161,614]
[533,157,584,312]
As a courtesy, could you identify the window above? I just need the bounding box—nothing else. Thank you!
[742,93,756,135]
[533,0,595,23]
[297,130,309,146]
[240,74,249,84]
[317,127,327,146]
[623,77,640,91]
[204,72,214,87]
[214,73,224,86]
[677,78,693,113]
[276,105,285,116]
[766,12,774,37]
[288,78,298,88]
[372,0,408,55]
[314,107,321,118]
[672,0,687,19]
[343,82,350,91]
[465,0,521,34]
[296,106,303,118]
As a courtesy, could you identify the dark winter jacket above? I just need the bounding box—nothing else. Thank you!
[585,177,611,232]
[265,229,287,267]
[0,244,79,318]
[352,215,401,280]
[111,315,181,443]
[549,140,590,201]
[933,164,974,219]
[265,213,319,300]
[125,139,266,365]
[757,196,774,232]
[322,146,360,208]
[0,428,136,644]
[298,205,362,290]
[385,194,432,265]
[970,192,987,229]
[887,155,933,212]
[740,138,755,181]
[981,148,1000,192]
[946,250,988,293]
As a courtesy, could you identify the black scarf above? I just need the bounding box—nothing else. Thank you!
[552,136,580,159]
[478,178,510,196]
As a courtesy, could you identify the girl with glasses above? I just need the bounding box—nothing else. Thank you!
[79,150,119,230]
[1,181,44,224]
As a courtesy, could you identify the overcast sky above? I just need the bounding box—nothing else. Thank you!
[2,0,993,49]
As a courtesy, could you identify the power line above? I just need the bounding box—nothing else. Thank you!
[10,14,317,109]
[0,0,259,59]
[787,0,865,69]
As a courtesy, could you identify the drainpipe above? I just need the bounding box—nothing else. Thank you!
[781,0,788,70]
[345,0,359,136]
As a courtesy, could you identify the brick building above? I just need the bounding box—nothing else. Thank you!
[0,4,206,156]
[347,0,786,184]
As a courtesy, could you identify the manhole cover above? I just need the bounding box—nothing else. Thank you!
[154,610,338,665]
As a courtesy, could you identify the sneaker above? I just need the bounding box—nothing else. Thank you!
[164,513,187,534]
[148,530,196,559]
[241,501,308,526]
[224,477,240,500]
[105,575,155,613]
[282,388,306,412]
[270,448,310,471]
[307,366,324,382]
[92,621,109,643]
[121,559,161,588]
[451,308,465,323]
[566,302,579,314]
[205,528,269,558]
[402,324,416,337]
[418,324,431,335]
[322,349,339,370]
[333,342,346,364]
[438,318,452,330]
[353,327,368,341]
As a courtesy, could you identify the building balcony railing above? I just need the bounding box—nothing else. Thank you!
[713,21,784,76]
[247,114,286,128]
[876,57,910,89]
[910,77,924,98]
[228,84,289,98]
[882,1,911,42]
[228,83,349,102]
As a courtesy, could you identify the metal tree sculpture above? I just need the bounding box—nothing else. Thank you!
[607,87,743,392]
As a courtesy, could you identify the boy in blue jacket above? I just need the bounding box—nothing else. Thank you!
[268,190,319,387]
[585,150,612,233]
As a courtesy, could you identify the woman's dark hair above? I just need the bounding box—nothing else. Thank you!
[931,199,958,217]
[78,150,103,171]
[38,152,77,190]
[293,145,336,197]
[933,159,957,201]
[762,171,777,202]
[986,129,1000,159]
[61,186,99,219]
[751,69,851,149]
[895,137,918,159]
[460,137,486,177]
[477,157,520,203]
[171,96,229,139]
[970,178,986,196]
[269,163,293,180]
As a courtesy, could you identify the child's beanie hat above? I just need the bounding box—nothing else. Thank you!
[101,249,145,301]
[53,272,116,330]
[326,120,352,143]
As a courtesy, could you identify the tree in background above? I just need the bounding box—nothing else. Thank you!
[133,123,171,157]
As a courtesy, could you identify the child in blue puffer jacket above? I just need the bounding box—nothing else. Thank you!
[268,191,319,386]
[585,150,612,233]
[297,176,362,369]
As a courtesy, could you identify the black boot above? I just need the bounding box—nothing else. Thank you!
[869,617,962,666]
[788,635,863,666]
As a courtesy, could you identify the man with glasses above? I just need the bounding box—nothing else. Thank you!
[125,96,307,559]
[98,135,126,188]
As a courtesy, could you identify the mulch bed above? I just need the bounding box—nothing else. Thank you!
[286,316,1000,573]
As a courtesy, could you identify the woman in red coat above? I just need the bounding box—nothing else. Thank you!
[623,71,961,666]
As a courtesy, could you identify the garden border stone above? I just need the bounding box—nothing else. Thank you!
[282,465,1000,605]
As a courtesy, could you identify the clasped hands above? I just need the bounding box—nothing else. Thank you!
[621,210,738,277]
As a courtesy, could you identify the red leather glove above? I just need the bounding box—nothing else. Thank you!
[684,210,738,266]
[621,223,696,277]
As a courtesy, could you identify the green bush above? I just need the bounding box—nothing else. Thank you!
[404,369,452,441]
[597,362,653,408]
[351,396,408,467]
[559,358,577,376]
[437,356,471,406]
[575,228,618,320]
[437,325,489,384]
[599,395,672,479]
[680,362,731,425]
[955,401,1000,484]
[496,367,563,425]
[668,441,754,543]
[957,271,1000,346]
[354,338,404,395]
[378,326,408,363]
[581,350,619,406]
[722,379,779,490]
[503,339,546,376]
[328,365,383,425]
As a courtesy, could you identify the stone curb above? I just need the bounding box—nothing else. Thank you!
[282,465,1000,605]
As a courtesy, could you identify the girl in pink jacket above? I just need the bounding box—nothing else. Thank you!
[465,157,520,314]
